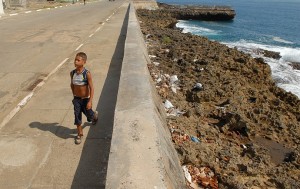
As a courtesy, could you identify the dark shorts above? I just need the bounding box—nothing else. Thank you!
[72,97,95,125]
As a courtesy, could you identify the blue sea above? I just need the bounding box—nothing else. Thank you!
[159,0,300,98]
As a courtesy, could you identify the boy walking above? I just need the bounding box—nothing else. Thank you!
[70,52,98,144]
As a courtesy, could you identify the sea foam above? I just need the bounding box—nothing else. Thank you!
[176,21,220,36]
[272,36,294,44]
[224,40,300,98]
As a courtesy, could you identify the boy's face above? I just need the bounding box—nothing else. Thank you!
[74,56,86,68]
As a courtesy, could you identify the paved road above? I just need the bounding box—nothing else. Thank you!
[0,0,128,188]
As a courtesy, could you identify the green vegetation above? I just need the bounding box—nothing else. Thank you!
[162,36,172,44]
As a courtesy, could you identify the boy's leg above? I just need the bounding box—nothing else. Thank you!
[76,125,83,136]
[75,125,83,144]
[72,97,83,126]
[73,97,84,144]
[75,112,84,145]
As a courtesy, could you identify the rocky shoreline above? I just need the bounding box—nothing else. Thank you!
[157,2,235,21]
[137,6,300,189]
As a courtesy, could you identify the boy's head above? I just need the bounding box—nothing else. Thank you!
[74,52,87,68]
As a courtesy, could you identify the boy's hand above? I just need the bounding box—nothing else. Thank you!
[86,101,92,110]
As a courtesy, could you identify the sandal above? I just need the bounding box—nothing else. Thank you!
[75,135,82,145]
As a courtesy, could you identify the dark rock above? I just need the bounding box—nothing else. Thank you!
[289,62,300,70]
[248,97,256,103]
[254,48,282,59]
[237,164,248,172]
[241,143,256,158]
[263,49,281,59]
[255,57,265,64]
[284,152,296,162]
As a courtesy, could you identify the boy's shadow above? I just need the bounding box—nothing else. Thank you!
[29,121,90,139]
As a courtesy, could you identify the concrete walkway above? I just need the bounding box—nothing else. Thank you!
[0,1,129,188]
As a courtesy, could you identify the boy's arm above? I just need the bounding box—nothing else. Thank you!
[70,72,74,95]
[87,72,94,109]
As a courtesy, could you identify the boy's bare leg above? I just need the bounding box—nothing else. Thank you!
[76,125,83,136]
[75,125,83,144]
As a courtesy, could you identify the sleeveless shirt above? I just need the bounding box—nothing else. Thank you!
[71,68,89,86]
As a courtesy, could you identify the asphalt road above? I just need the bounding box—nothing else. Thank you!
[0,0,129,188]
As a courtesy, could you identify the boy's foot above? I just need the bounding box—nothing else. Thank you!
[75,135,82,145]
[92,111,98,125]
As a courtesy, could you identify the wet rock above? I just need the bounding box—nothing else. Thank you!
[289,62,300,70]
[263,49,282,59]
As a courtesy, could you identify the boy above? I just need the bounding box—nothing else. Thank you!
[70,52,98,144]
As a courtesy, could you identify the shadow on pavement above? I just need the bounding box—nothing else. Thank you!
[29,121,91,140]
[29,121,77,139]
[70,5,129,189]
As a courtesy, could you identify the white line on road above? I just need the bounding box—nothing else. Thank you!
[0,92,33,130]
[95,26,101,32]
[18,92,34,107]
[0,58,70,130]
[9,13,18,16]
[89,33,94,38]
[25,11,32,13]
[75,44,84,51]
[36,9,43,12]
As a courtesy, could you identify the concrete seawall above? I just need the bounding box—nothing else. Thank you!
[105,2,187,189]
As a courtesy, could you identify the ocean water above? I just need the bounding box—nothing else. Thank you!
[159,0,300,98]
